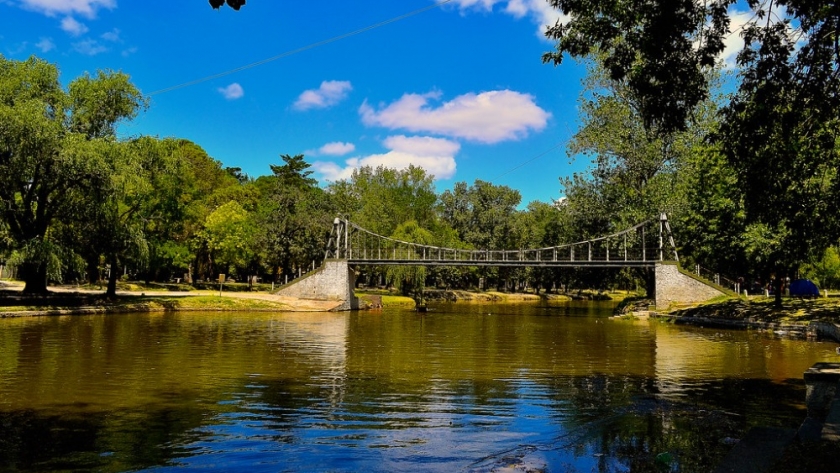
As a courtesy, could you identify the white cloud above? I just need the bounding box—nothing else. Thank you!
[218,83,244,100]
[17,0,116,18]
[720,9,753,68]
[35,37,55,52]
[449,0,568,38]
[121,46,137,57]
[313,135,459,181]
[100,28,120,42]
[360,90,550,144]
[313,142,356,156]
[72,38,107,55]
[293,80,352,111]
[61,16,88,36]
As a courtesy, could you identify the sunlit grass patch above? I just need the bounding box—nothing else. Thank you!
[142,296,292,311]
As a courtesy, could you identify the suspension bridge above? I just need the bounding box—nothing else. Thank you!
[324,214,679,267]
[276,214,729,310]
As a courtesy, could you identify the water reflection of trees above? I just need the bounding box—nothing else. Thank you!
[0,310,823,472]
[534,374,807,472]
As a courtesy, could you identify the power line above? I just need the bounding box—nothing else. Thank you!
[491,139,568,181]
[148,0,454,96]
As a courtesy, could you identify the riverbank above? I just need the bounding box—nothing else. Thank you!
[0,281,345,316]
[650,296,840,344]
[0,279,634,317]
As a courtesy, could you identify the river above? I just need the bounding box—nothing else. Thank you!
[1,300,838,472]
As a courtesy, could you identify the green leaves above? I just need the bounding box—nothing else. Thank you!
[544,0,732,134]
[719,1,840,274]
[210,0,245,10]
[0,56,149,291]
[68,70,146,139]
[199,201,257,274]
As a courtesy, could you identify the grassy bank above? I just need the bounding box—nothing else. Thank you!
[356,292,416,308]
[0,293,296,317]
[667,296,840,324]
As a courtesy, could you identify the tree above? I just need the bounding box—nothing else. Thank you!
[209,0,246,11]
[385,221,435,296]
[198,201,257,279]
[545,2,840,303]
[801,247,840,290]
[156,140,251,283]
[329,165,438,237]
[0,56,145,293]
[674,142,746,279]
[439,180,522,289]
[257,155,334,283]
[718,1,840,305]
[544,0,731,135]
[93,138,185,297]
[553,56,723,294]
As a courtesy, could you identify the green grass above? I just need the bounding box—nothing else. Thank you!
[668,295,840,324]
[146,296,292,311]
[0,294,294,315]
[380,295,416,307]
[357,292,416,308]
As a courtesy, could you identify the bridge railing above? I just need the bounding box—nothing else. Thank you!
[338,217,676,264]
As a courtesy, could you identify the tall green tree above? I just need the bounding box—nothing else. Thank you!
[719,1,840,302]
[198,200,257,279]
[94,137,186,297]
[0,56,145,293]
[385,220,435,296]
[439,180,522,289]
[257,154,334,282]
[329,165,438,237]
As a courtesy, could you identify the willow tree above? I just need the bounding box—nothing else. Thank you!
[0,56,145,293]
[386,220,435,296]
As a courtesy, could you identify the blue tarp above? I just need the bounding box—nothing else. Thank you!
[789,279,820,297]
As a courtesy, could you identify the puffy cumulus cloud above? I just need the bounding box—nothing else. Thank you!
[313,135,459,181]
[61,16,88,36]
[359,90,550,144]
[17,0,116,18]
[449,0,568,37]
[218,83,244,100]
[314,142,356,156]
[293,80,352,111]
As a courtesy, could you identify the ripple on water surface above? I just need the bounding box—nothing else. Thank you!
[1,306,838,472]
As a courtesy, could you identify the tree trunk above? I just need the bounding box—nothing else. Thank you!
[106,254,118,298]
[774,272,783,309]
[644,268,655,300]
[21,261,49,294]
[86,255,100,285]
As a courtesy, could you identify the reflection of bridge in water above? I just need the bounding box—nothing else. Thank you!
[325,214,679,268]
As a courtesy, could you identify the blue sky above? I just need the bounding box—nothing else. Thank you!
[0,1,751,205]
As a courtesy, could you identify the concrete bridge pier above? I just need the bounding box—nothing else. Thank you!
[275,260,359,311]
[655,262,731,309]
[275,260,731,312]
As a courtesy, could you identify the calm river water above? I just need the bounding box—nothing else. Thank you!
[1,301,839,472]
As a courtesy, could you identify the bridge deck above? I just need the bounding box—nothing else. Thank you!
[347,259,655,268]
